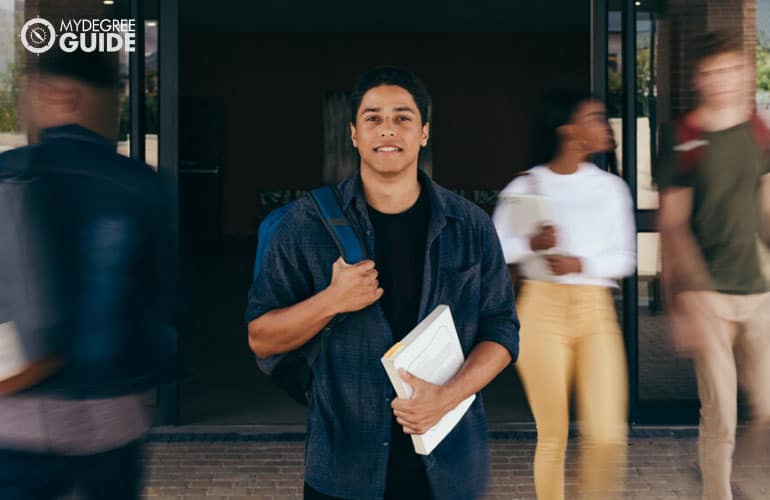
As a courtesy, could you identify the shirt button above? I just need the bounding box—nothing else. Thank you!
[383,442,390,447]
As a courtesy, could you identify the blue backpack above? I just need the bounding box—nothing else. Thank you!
[249,186,366,405]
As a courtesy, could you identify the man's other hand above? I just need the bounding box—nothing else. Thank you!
[327,257,384,314]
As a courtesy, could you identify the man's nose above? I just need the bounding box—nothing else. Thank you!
[380,128,396,137]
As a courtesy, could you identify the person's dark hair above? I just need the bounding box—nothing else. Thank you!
[349,66,431,125]
[691,30,743,68]
[27,48,120,89]
[530,88,595,166]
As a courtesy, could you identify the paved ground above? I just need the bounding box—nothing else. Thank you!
[135,435,770,500]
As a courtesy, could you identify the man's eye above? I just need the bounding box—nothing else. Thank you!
[398,116,411,122]
[366,116,380,122]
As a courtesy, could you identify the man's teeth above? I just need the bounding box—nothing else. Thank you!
[377,147,400,152]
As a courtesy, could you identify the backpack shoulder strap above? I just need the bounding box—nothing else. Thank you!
[308,186,367,264]
[673,112,707,177]
[303,185,367,366]
[674,111,770,176]
[750,110,770,155]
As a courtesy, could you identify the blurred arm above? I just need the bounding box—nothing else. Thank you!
[659,187,712,303]
[580,184,637,280]
[761,174,770,246]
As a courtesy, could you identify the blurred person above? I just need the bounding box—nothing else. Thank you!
[493,89,636,500]
[246,66,519,500]
[658,31,770,500]
[0,47,178,499]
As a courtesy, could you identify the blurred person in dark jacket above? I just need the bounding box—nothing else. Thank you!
[0,46,178,500]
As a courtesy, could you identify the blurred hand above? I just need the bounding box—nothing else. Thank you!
[546,255,582,275]
[530,224,557,251]
[327,257,383,314]
[391,369,456,435]
[668,292,713,358]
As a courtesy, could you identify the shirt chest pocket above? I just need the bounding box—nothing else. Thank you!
[437,262,482,325]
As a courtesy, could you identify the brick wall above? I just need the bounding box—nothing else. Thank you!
[658,0,758,119]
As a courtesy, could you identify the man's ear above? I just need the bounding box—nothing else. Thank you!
[350,122,358,149]
[421,122,430,147]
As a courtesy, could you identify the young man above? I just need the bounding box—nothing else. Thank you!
[659,31,770,500]
[246,67,519,500]
[0,49,176,499]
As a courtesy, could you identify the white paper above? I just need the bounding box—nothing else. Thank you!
[498,193,566,282]
[382,306,475,455]
[496,193,553,236]
[0,321,28,381]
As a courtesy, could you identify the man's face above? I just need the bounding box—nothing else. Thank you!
[350,84,429,178]
[694,51,751,109]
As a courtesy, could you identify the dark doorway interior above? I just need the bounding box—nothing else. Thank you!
[177,2,591,426]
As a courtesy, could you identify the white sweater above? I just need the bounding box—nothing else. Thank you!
[492,163,636,288]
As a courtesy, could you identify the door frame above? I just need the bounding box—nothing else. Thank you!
[594,0,699,426]
[153,0,698,427]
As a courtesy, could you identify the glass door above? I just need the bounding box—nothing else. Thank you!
[605,0,769,424]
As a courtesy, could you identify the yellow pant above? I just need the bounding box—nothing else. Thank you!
[516,280,628,500]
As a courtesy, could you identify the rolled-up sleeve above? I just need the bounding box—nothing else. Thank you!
[475,215,520,362]
[244,205,314,324]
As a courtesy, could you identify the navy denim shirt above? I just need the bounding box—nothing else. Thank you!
[0,125,179,397]
[245,170,519,500]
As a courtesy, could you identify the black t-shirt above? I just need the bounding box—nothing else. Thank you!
[367,188,430,342]
[658,121,770,294]
[367,187,432,499]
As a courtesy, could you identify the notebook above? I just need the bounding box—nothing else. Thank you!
[497,193,561,281]
[381,305,474,455]
[496,193,553,236]
[0,322,26,381]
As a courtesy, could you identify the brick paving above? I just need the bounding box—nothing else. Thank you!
[135,435,770,500]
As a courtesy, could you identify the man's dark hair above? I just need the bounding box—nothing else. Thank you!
[27,48,120,89]
[530,88,595,166]
[25,2,121,89]
[691,30,743,68]
[349,66,431,125]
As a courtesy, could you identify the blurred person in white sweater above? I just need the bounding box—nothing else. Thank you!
[493,89,636,500]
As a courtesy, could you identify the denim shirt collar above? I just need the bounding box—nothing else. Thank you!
[39,124,112,147]
[338,168,464,229]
